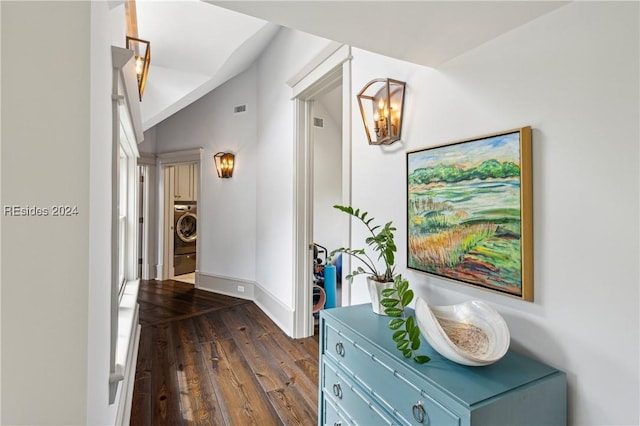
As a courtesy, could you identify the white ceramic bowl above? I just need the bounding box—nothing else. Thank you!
[414,297,510,366]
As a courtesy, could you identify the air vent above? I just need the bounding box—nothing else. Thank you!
[313,117,324,128]
[233,104,247,114]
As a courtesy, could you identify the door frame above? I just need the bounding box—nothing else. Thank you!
[157,148,202,281]
[290,43,353,338]
[138,153,156,280]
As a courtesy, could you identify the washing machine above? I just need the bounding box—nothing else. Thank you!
[174,202,197,275]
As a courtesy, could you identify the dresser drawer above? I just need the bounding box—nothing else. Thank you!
[324,321,375,375]
[322,395,350,426]
[323,318,460,426]
[375,368,460,426]
[322,359,395,425]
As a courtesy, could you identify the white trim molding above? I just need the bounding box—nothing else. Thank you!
[157,148,202,165]
[289,44,353,338]
[109,46,142,411]
[197,272,255,300]
[253,285,295,337]
[196,272,296,337]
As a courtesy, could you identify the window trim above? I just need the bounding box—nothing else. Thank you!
[109,47,143,412]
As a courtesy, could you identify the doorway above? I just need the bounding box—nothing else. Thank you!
[290,44,352,338]
[157,149,202,283]
[311,86,345,321]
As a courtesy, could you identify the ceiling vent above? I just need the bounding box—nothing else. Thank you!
[233,104,247,114]
[313,117,324,128]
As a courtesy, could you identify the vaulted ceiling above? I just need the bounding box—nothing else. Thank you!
[134,1,569,130]
[134,0,279,129]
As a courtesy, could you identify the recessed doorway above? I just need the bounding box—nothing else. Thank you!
[290,43,352,338]
[157,149,202,283]
[311,85,345,324]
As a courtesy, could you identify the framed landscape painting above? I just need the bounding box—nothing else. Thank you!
[407,127,533,301]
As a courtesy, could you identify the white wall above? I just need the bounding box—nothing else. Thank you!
[255,28,333,318]
[2,3,135,424]
[154,66,259,281]
[1,2,92,424]
[313,98,343,255]
[348,3,638,425]
[140,126,157,154]
[86,2,124,424]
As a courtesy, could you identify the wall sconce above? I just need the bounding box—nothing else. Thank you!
[125,36,151,101]
[214,152,235,178]
[356,78,406,145]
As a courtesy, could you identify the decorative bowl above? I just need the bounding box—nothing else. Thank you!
[414,297,510,366]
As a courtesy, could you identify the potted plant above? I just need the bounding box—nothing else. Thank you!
[329,205,396,315]
[330,205,430,364]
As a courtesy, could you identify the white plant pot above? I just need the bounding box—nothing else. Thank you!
[367,277,395,315]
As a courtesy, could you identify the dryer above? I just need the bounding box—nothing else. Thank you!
[174,202,197,275]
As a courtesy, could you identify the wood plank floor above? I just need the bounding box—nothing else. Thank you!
[131,279,319,425]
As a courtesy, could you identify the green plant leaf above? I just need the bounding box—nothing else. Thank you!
[396,340,410,351]
[392,330,407,340]
[409,324,420,341]
[398,280,409,297]
[381,288,396,297]
[384,308,403,317]
[380,298,400,308]
[405,315,415,330]
[388,318,404,330]
[411,336,420,350]
[414,355,431,364]
[401,289,414,307]
[402,349,412,358]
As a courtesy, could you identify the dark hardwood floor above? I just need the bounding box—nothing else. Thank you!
[131,279,319,425]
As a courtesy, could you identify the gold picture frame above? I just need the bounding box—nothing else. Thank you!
[407,127,533,301]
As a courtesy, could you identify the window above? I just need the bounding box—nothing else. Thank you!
[109,47,143,410]
[118,145,127,293]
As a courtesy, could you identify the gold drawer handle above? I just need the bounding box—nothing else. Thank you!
[332,383,343,399]
[335,341,345,357]
[412,401,427,424]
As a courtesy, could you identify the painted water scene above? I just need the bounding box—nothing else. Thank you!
[407,127,532,300]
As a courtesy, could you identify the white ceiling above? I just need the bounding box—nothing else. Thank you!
[209,1,569,67]
[135,0,569,130]
[135,0,279,129]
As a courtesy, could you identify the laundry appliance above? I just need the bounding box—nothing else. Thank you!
[174,201,197,276]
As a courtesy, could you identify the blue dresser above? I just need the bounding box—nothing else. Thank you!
[319,304,566,425]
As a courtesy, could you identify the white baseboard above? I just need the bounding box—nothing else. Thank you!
[196,272,295,337]
[156,263,163,280]
[253,284,295,337]
[196,272,255,300]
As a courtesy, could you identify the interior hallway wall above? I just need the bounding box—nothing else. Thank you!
[153,66,258,282]
[254,28,334,330]
[348,3,638,424]
[1,1,115,424]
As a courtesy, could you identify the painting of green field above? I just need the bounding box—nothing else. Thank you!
[407,128,532,299]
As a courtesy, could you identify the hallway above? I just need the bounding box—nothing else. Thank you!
[131,280,319,425]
